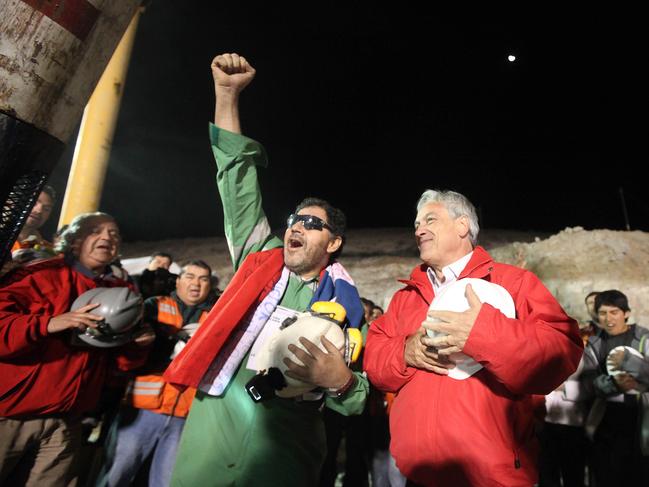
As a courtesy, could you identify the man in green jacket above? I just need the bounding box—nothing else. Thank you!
[168,53,368,487]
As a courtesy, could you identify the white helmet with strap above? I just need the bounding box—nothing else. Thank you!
[246,301,362,401]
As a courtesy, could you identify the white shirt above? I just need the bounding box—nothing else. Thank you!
[426,251,473,295]
[545,358,588,426]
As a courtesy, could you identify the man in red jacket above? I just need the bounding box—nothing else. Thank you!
[0,211,154,487]
[363,189,583,487]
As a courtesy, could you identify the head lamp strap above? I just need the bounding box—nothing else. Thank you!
[344,328,351,365]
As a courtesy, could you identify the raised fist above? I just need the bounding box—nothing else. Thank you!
[211,53,256,94]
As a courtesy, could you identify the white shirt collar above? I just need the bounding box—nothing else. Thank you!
[427,251,473,293]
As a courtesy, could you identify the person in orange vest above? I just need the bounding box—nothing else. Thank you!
[10,185,57,264]
[100,260,216,487]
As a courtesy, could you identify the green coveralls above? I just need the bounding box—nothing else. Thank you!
[170,125,368,487]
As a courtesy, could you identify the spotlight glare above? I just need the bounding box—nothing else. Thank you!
[507,55,516,62]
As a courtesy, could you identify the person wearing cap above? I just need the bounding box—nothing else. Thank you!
[363,189,582,487]
[163,53,368,487]
[101,260,216,487]
[568,290,649,486]
[0,212,155,487]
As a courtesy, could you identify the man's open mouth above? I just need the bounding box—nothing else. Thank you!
[288,238,303,249]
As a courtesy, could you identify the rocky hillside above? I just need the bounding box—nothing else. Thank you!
[489,227,649,325]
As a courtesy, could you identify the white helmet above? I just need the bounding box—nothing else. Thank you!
[246,302,361,401]
[426,278,515,380]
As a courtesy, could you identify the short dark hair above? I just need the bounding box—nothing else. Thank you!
[595,290,630,313]
[150,251,173,263]
[179,259,212,276]
[42,185,57,202]
[294,197,347,260]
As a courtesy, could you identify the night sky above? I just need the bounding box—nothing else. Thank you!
[45,5,647,242]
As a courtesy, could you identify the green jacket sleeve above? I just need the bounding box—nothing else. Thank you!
[210,124,282,272]
[324,371,369,416]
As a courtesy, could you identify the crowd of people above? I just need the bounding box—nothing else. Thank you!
[0,52,647,487]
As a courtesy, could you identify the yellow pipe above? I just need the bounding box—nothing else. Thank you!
[58,8,144,227]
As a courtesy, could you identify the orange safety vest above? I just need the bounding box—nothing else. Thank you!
[129,296,208,417]
[11,237,53,253]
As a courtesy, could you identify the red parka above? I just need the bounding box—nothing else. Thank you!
[363,247,582,487]
[0,257,148,418]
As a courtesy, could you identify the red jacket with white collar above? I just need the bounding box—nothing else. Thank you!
[363,246,582,487]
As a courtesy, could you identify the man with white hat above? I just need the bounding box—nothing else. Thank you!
[363,189,583,487]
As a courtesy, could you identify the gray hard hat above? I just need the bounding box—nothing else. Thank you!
[71,287,143,348]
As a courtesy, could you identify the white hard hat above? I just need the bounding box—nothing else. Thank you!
[170,322,200,359]
[247,302,359,401]
[607,346,647,394]
[427,278,515,380]
[256,303,346,398]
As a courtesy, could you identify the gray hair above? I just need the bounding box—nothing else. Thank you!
[55,212,117,254]
[416,189,480,246]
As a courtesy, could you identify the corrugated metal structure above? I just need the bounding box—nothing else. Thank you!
[0,0,140,266]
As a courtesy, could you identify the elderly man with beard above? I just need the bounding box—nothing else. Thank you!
[163,53,367,487]
[0,212,154,487]
[363,189,582,487]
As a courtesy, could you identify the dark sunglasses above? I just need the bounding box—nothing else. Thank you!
[287,213,333,232]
